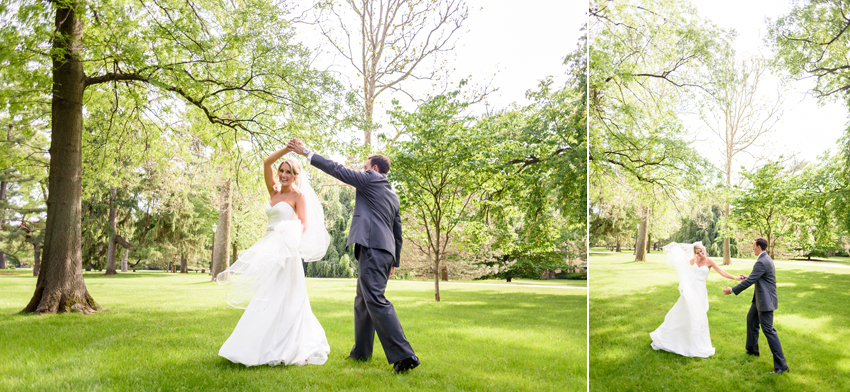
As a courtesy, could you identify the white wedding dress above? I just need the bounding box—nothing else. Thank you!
[217,177,331,367]
[649,242,715,358]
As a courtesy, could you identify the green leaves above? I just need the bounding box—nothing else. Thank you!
[590,0,724,195]
[769,0,850,101]
[732,156,844,258]
[388,43,587,282]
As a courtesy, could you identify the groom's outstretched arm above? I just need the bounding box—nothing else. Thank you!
[288,139,370,189]
[310,153,372,189]
[732,260,766,295]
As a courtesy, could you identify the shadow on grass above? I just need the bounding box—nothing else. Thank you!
[591,267,850,391]
[83,272,180,279]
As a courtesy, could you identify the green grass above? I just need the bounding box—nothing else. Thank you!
[590,246,850,266]
[386,276,588,287]
[590,252,850,391]
[0,272,585,392]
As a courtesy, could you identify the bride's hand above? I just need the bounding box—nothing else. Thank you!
[737,274,747,281]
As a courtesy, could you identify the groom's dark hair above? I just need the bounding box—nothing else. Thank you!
[368,155,391,174]
[755,237,768,251]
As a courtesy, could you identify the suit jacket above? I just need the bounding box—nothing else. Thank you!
[732,251,779,312]
[310,153,403,267]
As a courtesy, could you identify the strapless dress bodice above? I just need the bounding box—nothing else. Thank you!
[694,264,709,282]
[266,202,297,229]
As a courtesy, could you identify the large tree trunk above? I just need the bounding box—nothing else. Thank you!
[180,253,188,273]
[209,233,215,276]
[722,161,732,266]
[646,233,652,253]
[0,125,9,270]
[363,65,375,146]
[230,241,238,265]
[211,178,232,280]
[120,248,128,272]
[104,187,118,276]
[22,4,102,314]
[430,251,440,302]
[0,178,6,269]
[634,207,649,262]
[433,261,440,301]
[767,235,775,259]
[441,265,448,281]
[615,239,621,252]
[33,242,41,276]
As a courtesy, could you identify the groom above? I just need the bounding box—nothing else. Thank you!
[287,138,419,373]
[723,237,789,374]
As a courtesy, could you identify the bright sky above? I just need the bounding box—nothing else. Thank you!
[452,0,585,110]
[290,0,586,145]
[687,0,848,175]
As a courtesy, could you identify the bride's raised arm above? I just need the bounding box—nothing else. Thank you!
[263,146,291,197]
[709,259,742,281]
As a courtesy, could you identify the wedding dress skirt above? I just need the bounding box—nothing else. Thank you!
[218,202,330,366]
[650,243,715,358]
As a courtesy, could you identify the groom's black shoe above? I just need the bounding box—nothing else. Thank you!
[769,368,789,375]
[346,355,370,362]
[393,355,420,373]
[746,351,759,357]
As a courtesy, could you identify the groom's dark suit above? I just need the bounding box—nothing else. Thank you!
[732,251,788,371]
[309,153,415,364]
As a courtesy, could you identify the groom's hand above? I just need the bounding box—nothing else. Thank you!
[722,287,732,295]
[389,266,395,278]
[737,274,747,281]
[288,138,307,156]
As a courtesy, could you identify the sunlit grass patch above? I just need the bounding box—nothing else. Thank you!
[590,252,850,391]
[0,272,585,391]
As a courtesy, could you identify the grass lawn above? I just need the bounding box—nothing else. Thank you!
[590,252,850,391]
[405,278,588,288]
[0,271,585,392]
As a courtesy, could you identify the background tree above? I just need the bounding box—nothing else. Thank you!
[590,0,722,259]
[770,0,850,256]
[1,0,341,313]
[786,155,843,259]
[837,130,850,240]
[0,109,50,271]
[589,176,639,252]
[304,170,357,278]
[699,54,783,265]
[731,161,795,258]
[669,204,740,258]
[472,42,586,281]
[770,0,850,100]
[590,0,721,254]
[388,88,493,301]
[315,0,468,145]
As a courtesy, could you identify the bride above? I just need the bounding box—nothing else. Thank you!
[649,242,743,358]
[217,146,331,366]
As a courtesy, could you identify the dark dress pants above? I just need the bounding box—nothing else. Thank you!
[349,245,415,364]
[746,302,788,371]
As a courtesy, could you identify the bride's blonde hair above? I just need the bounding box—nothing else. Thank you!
[277,158,302,189]
[693,243,706,255]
